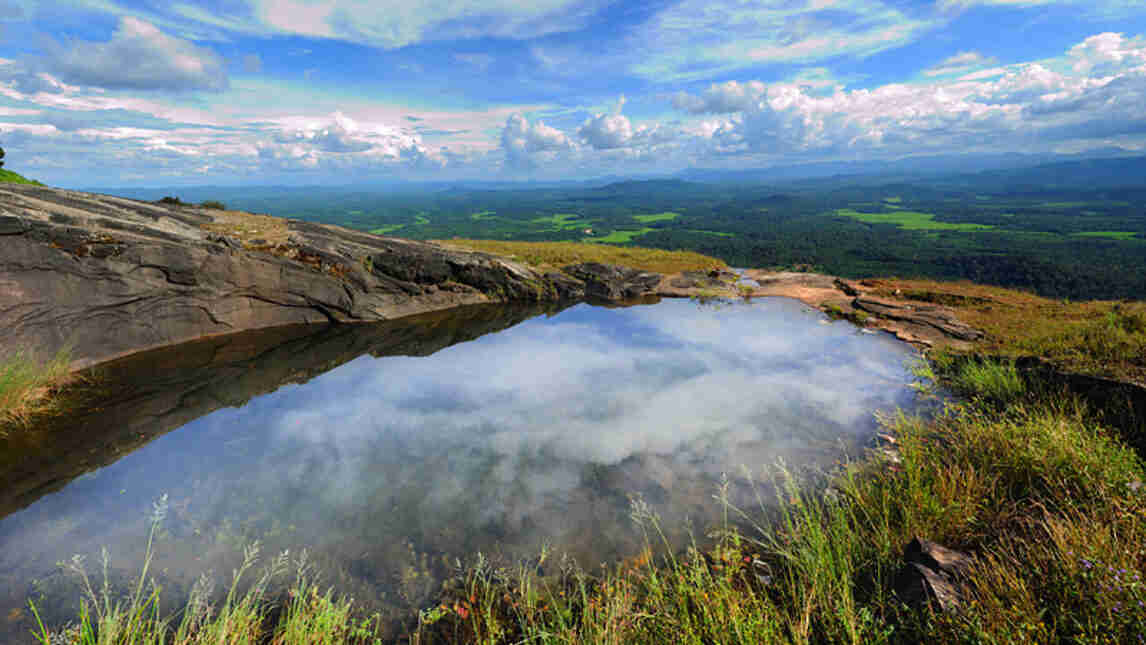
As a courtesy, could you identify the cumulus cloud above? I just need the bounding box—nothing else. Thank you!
[45,17,227,91]
[672,81,768,114]
[500,113,574,168]
[667,32,1146,160]
[577,97,679,151]
[1069,32,1146,75]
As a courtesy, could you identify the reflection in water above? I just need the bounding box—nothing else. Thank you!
[0,298,920,639]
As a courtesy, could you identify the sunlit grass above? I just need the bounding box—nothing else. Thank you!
[834,208,994,232]
[870,278,1146,384]
[0,348,72,428]
[433,239,725,274]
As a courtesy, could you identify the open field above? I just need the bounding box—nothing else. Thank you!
[833,208,995,232]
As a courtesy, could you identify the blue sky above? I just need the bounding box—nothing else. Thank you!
[1,0,1145,186]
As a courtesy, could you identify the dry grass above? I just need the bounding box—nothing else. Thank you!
[202,210,292,247]
[433,239,726,274]
[867,278,1146,384]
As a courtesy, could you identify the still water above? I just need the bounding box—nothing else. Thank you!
[0,297,921,638]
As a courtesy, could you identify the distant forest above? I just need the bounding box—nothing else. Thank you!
[105,157,1146,301]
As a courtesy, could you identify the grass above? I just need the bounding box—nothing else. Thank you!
[867,278,1146,384]
[0,168,43,185]
[834,208,994,232]
[433,239,726,274]
[632,212,680,223]
[0,348,72,427]
[594,228,655,243]
[1072,231,1139,240]
[30,497,384,645]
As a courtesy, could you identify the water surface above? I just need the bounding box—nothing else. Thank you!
[0,297,920,638]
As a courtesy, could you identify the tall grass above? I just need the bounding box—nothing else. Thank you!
[30,495,384,644]
[0,348,71,427]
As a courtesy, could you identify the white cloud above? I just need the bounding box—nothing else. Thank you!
[672,81,768,114]
[923,51,996,77]
[500,112,575,168]
[46,17,226,91]
[1068,32,1146,76]
[668,34,1146,161]
[246,0,608,49]
[628,0,935,81]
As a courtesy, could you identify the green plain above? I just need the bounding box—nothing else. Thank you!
[594,228,653,243]
[834,208,995,232]
[1073,231,1139,240]
[633,211,680,223]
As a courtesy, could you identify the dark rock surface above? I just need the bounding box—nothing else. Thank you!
[0,184,594,368]
[894,537,974,612]
[564,262,664,301]
[0,302,567,520]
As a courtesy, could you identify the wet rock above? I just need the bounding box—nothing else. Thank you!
[894,537,974,612]
[853,295,985,342]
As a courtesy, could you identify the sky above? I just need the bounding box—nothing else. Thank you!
[1,0,1145,186]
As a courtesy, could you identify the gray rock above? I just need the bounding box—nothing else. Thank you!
[0,184,602,369]
[563,262,662,300]
[853,295,985,341]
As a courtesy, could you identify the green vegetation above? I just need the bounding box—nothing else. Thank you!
[594,228,654,243]
[1073,231,1138,240]
[435,239,724,274]
[834,208,995,232]
[31,505,383,645]
[632,211,680,223]
[869,278,1146,384]
[0,349,71,427]
[0,168,43,185]
[370,224,406,235]
[199,200,227,210]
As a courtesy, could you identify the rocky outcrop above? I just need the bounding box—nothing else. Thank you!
[564,262,664,301]
[0,184,593,368]
[853,296,985,342]
[0,183,988,368]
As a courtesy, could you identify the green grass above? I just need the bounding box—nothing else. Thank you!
[0,348,71,427]
[369,224,406,235]
[834,208,995,232]
[632,212,680,223]
[0,168,43,185]
[531,213,594,230]
[30,502,384,645]
[469,211,496,220]
[685,229,735,238]
[1072,231,1139,240]
[883,197,902,204]
[594,228,654,243]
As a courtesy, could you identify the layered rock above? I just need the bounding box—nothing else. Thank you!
[0,184,594,368]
